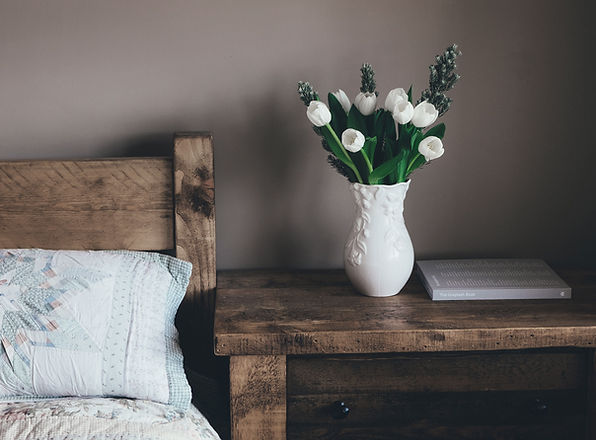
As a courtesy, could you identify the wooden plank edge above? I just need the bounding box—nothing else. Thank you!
[0,156,171,165]
[214,327,596,356]
[588,348,595,440]
[173,132,220,375]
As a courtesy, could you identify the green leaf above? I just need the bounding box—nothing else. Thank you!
[410,128,423,152]
[397,152,408,182]
[347,105,367,135]
[320,124,365,183]
[368,154,402,185]
[405,154,427,178]
[374,110,389,140]
[384,111,396,141]
[349,149,369,181]
[364,114,376,138]
[407,85,413,103]
[327,92,348,135]
[373,109,385,128]
[363,136,377,164]
[393,149,408,184]
[423,122,446,139]
[372,110,385,162]
[368,149,408,185]
[382,112,398,182]
[412,154,426,169]
[383,136,396,160]
[396,123,410,153]
[320,125,349,164]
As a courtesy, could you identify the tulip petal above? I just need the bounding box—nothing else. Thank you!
[307,101,332,127]
[342,128,366,153]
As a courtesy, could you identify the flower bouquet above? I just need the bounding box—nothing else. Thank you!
[297,44,461,185]
[297,44,461,297]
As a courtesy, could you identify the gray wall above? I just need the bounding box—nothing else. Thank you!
[1,0,594,269]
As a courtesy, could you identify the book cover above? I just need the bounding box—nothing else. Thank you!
[416,259,572,301]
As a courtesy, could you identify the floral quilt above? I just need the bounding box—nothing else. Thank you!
[0,249,192,410]
[0,397,220,439]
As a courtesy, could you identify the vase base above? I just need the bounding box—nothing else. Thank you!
[356,289,403,298]
[345,260,413,298]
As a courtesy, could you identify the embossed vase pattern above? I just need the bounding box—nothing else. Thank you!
[344,181,414,297]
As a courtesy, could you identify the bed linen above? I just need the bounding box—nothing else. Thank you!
[0,397,220,440]
[0,249,192,409]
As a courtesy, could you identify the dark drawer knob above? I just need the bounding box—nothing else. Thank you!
[532,398,548,413]
[332,400,350,419]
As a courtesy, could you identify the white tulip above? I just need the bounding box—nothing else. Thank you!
[341,128,366,153]
[391,100,414,125]
[354,92,377,116]
[384,88,408,111]
[411,101,439,128]
[418,136,444,161]
[306,101,332,127]
[332,89,351,114]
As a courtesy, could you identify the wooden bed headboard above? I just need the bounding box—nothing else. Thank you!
[0,132,216,374]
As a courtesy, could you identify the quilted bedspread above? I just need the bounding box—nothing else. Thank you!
[0,397,221,439]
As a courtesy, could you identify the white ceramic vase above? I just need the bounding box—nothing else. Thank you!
[344,181,414,297]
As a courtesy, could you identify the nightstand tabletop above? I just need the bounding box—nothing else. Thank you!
[214,268,596,356]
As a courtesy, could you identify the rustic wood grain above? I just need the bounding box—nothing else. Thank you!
[287,421,583,440]
[588,349,596,440]
[174,133,216,301]
[287,389,585,427]
[0,158,173,250]
[229,355,286,440]
[216,269,596,438]
[172,133,219,375]
[287,351,585,395]
[1,135,225,436]
[214,269,596,356]
[217,269,351,290]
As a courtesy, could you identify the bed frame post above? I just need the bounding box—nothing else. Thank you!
[173,133,217,372]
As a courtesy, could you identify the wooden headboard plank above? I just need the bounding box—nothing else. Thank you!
[0,158,174,250]
[0,133,218,371]
[174,134,216,298]
[173,133,217,372]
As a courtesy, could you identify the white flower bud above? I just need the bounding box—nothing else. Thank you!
[341,128,365,153]
[354,92,377,116]
[306,101,332,127]
[332,89,351,114]
[391,100,414,125]
[411,101,439,128]
[418,136,444,161]
[384,88,408,111]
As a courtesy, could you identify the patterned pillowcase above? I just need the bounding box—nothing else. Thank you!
[0,249,192,410]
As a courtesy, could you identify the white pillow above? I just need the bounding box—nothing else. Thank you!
[0,249,192,410]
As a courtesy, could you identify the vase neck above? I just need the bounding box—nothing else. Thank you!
[350,182,409,211]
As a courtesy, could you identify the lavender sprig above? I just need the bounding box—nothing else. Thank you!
[360,63,378,96]
[419,44,461,116]
[297,81,319,106]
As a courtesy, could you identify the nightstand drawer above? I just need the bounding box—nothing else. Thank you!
[287,350,587,439]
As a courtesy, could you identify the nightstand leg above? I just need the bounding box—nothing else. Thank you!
[588,349,595,440]
[229,355,286,440]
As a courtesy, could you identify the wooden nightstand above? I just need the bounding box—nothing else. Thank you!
[214,269,596,440]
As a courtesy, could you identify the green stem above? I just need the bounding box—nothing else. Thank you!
[405,153,423,176]
[326,124,364,184]
[360,150,373,174]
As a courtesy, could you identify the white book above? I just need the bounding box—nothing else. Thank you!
[416,259,572,301]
